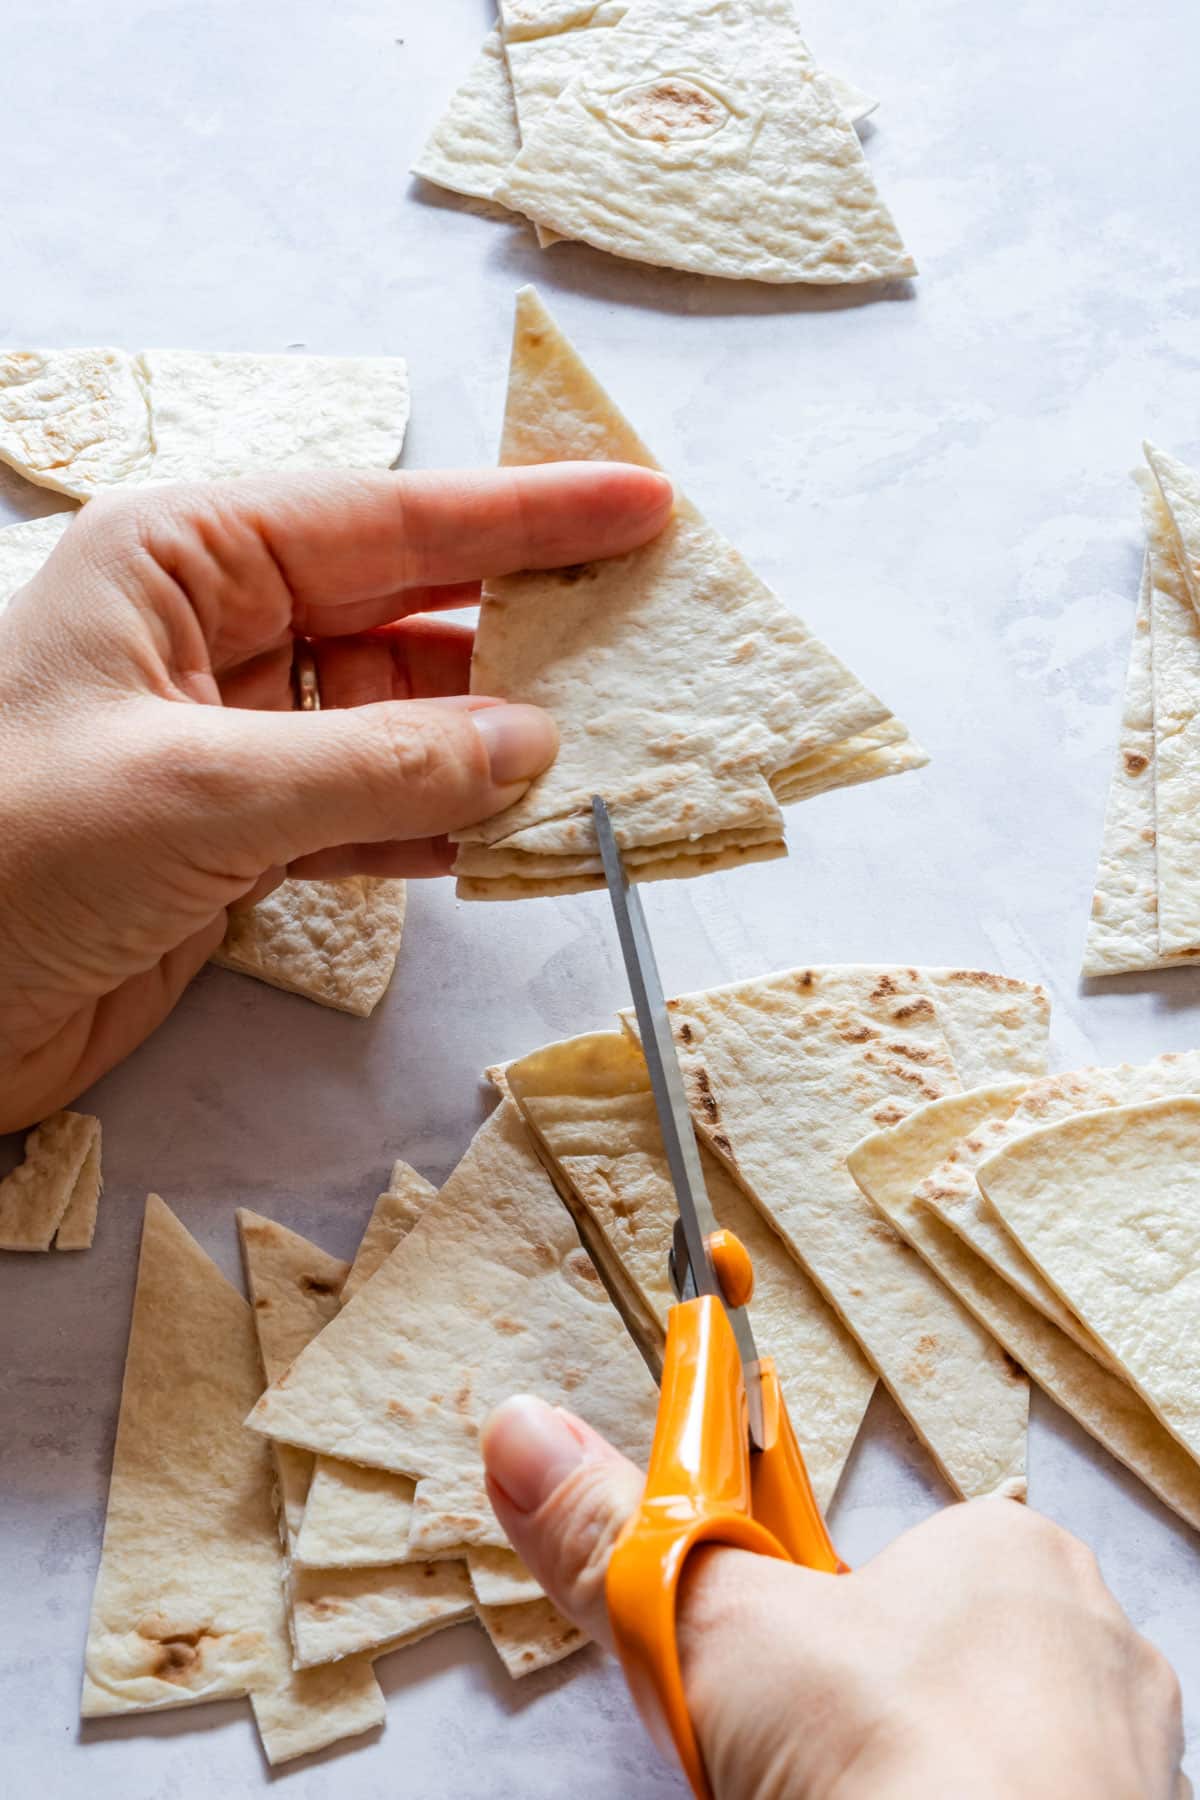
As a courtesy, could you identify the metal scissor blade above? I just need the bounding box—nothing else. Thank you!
[592,796,765,1446]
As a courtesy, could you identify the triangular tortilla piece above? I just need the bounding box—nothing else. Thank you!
[622,967,1032,1500]
[1146,442,1200,617]
[452,290,922,896]
[0,511,73,613]
[82,1196,384,1764]
[846,1092,1200,1532]
[0,1111,100,1252]
[977,1098,1200,1465]
[412,30,523,210]
[917,1053,1200,1367]
[473,1596,586,1677]
[0,349,409,499]
[339,1160,438,1303]
[237,1210,474,1668]
[1146,483,1200,959]
[246,1101,659,1553]
[1081,560,1168,976]
[496,0,914,283]
[53,1124,104,1250]
[506,1031,876,1510]
[212,876,407,1016]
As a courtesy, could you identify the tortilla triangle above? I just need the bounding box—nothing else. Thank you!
[237,1210,474,1669]
[0,1111,101,1252]
[452,289,924,898]
[504,1029,875,1508]
[82,1195,384,1764]
[847,1086,1200,1532]
[621,966,1046,1499]
[496,0,913,283]
[977,1097,1200,1466]
[1146,441,1200,618]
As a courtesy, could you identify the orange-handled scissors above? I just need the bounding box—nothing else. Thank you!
[592,797,848,1800]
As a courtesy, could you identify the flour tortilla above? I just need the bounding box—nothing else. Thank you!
[237,1209,474,1668]
[977,1098,1200,1466]
[1081,560,1167,976]
[473,1596,586,1677]
[505,1030,876,1509]
[0,348,410,499]
[213,877,407,1016]
[0,1111,102,1252]
[847,1092,1200,1532]
[622,966,1041,1500]
[1146,481,1200,959]
[919,1052,1200,1366]
[452,289,922,897]
[82,1196,384,1764]
[496,0,914,284]
[412,30,523,210]
[339,1160,438,1304]
[0,511,73,613]
[1146,442,1200,617]
[247,1101,659,1555]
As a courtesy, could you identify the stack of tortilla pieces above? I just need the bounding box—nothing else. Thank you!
[1083,443,1200,976]
[0,346,412,1015]
[452,289,927,898]
[415,0,915,285]
[0,1110,102,1251]
[84,959,1200,1762]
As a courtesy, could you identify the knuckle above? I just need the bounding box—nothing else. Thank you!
[535,1462,629,1617]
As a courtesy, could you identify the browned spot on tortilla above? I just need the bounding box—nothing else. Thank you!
[147,1627,214,1680]
[1141,828,1156,845]
[493,1315,526,1336]
[1124,751,1150,776]
[891,1040,938,1064]
[872,1103,906,1129]
[793,969,816,990]
[300,1275,339,1296]
[309,1598,345,1619]
[892,998,935,1023]
[699,1092,719,1121]
[839,1024,875,1044]
[1001,1352,1025,1383]
[611,77,727,142]
[694,1067,711,1093]
[871,974,900,1000]
[557,563,598,585]
[906,1334,940,1384]
[387,1398,414,1421]
[678,1021,694,1045]
[531,1243,557,1268]
[253,1295,270,1310]
[455,1383,473,1416]
[712,1133,732,1156]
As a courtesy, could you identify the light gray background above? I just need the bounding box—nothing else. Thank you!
[2,0,1199,1793]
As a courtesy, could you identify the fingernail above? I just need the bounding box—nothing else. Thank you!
[482,1395,588,1515]
[473,703,558,787]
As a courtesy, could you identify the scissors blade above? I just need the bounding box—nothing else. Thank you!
[592,795,765,1446]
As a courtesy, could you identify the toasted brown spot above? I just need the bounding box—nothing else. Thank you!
[871,975,900,1000]
[494,1316,526,1336]
[300,1275,338,1297]
[1002,1352,1025,1383]
[609,77,728,143]
[455,1383,472,1416]
[893,998,935,1022]
[695,1068,711,1094]
[679,1022,694,1045]
[1124,751,1149,776]
[712,1134,732,1156]
[387,1399,415,1421]
[531,1243,557,1268]
[147,1627,214,1680]
[699,1092,718,1121]
[254,1295,270,1310]
[1141,828,1156,845]
[309,1598,345,1619]
[839,1024,875,1044]
[557,562,598,585]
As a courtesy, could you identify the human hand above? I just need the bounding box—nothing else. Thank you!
[483,1397,1186,1800]
[0,464,672,1131]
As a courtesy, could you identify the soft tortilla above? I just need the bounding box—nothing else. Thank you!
[0,511,73,613]
[505,1030,875,1510]
[496,0,913,283]
[846,1091,1200,1532]
[452,289,923,897]
[977,1097,1200,1465]
[213,877,407,1017]
[246,1100,659,1556]
[622,966,1049,1500]
[1081,559,1166,976]
[237,1209,474,1668]
[0,348,410,499]
[81,1196,385,1764]
[412,29,524,210]
[1146,441,1200,617]
[0,1111,102,1252]
[918,1052,1200,1366]
[1146,481,1200,959]
[339,1160,438,1303]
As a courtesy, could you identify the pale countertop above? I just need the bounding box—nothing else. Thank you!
[2,0,1200,1793]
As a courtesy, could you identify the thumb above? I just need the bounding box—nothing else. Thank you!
[159,695,557,870]
[482,1396,644,1646]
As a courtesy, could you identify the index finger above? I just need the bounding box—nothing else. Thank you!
[236,463,674,635]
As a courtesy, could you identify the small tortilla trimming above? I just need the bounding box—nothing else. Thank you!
[1145,482,1200,959]
[0,1111,102,1252]
[213,877,407,1017]
[977,1097,1200,1465]
[82,1196,385,1764]
[847,1089,1200,1532]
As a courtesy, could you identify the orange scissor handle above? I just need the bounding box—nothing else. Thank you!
[606,1296,845,1800]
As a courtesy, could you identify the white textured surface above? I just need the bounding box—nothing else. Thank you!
[0,0,1198,1792]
